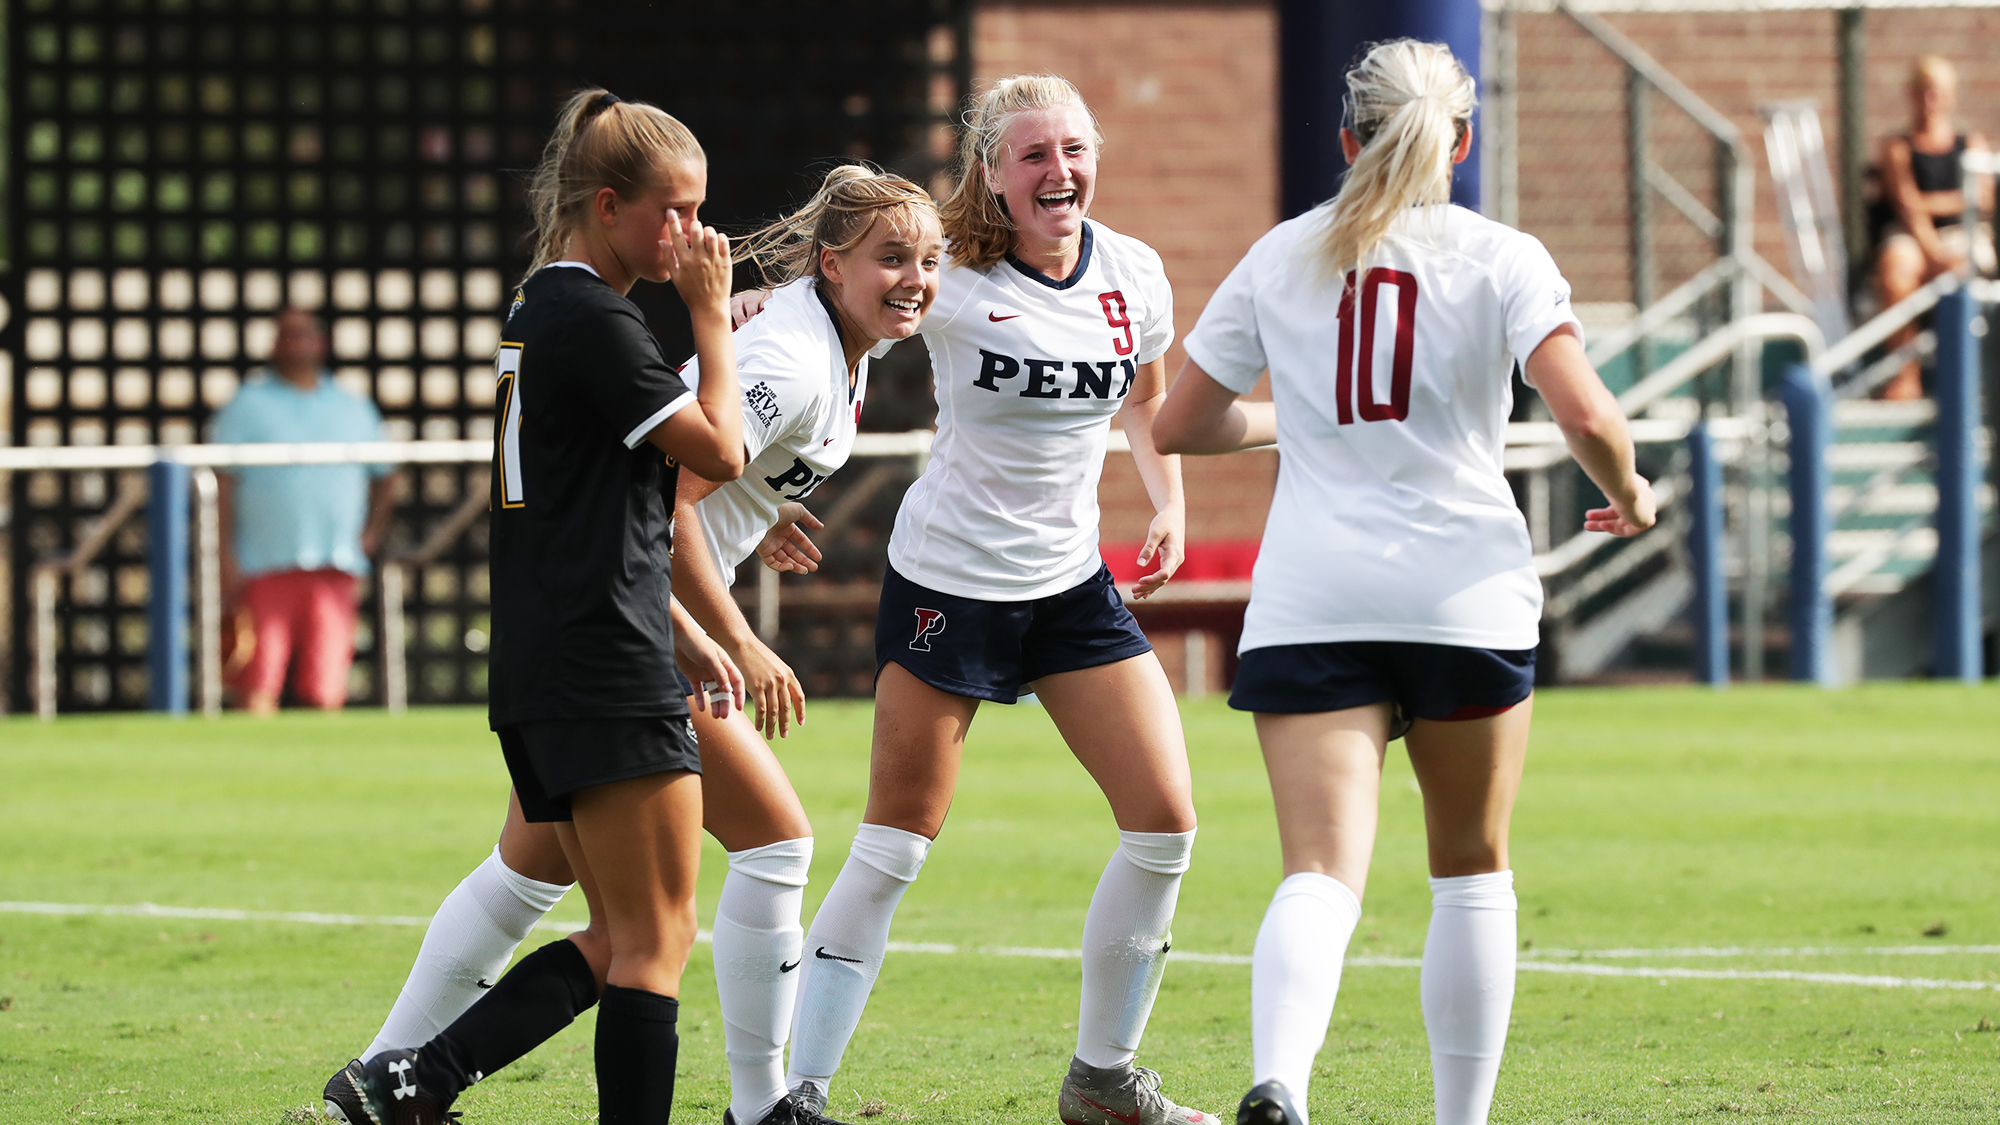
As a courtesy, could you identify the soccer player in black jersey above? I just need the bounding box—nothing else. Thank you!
[345,89,743,1125]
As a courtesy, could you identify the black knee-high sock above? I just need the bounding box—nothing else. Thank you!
[416,937,599,1098]
[596,985,680,1125]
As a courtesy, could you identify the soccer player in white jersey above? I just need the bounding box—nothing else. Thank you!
[1154,41,1656,1125]
[322,166,943,1125]
[758,75,1217,1125]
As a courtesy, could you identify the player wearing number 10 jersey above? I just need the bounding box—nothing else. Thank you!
[1157,41,1656,1125]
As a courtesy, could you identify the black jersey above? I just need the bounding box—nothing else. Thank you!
[488,264,697,727]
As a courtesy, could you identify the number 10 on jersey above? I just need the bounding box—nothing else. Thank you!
[496,342,525,507]
[1335,268,1416,425]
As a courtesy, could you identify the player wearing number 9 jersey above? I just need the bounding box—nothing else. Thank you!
[773,75,1218,1125]
[1156,41,1656,1125]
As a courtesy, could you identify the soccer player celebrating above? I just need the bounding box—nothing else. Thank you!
[340,88,744,1125]
[765,75,1216,1125]
[1153,41,1655,1125]
[326,164,944,1125]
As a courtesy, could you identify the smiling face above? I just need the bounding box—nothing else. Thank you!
[822,206,945,345]
[987,104,1098,253]
[597,158,708,284]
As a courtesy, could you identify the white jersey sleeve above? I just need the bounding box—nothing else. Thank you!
[1182,239,1271,394]
[1496,232,1581,368]
[1133,241,1176,365]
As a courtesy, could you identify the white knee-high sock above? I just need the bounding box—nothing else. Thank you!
[1250,871,1363,1124]
[363,847,571,1058]
[785,824,931,1101]
[714,837,814,1125]
[1421,871,1517,1125]
[1074,829,1196,1070]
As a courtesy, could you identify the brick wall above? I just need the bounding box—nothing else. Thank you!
[974,1,1280,546]
[1517,7,2000,304]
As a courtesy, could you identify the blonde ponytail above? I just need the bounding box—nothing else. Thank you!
[1318,40,1475,278]
[523,88,705,282]
[938,74,1103,269]
[735,164,938,287]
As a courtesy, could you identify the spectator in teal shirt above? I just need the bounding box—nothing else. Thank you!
[212,307,400,712]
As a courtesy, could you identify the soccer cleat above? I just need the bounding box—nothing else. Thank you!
[789,1081,831,1117]
[726,1093,856,1125]
[354,1048,456,1125]
[1235,1081,1304,1125]
[1059,1057,1218,1125]
[323,1059,367,1124]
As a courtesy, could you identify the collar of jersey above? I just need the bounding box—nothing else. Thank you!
[1004,221,1094,291]
[807,277,866,404]
[544,260,603,279]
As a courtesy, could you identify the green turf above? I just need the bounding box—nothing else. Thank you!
[3,685,1999,1123]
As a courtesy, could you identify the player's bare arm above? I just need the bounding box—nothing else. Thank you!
[649,214,745,481]
[1116,356,1186,600]
[1153,358,1277,455]
[1522,325,1655,537]
[671,471,808,739]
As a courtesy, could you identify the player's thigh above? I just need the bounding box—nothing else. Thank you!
[566,770,705,993]
[497,789,574,885]
[1254,706,1392,897]
[1402,696,1533,878]
[1035,652,1197,834]
[862,660,978,839]
[695,703,812,851]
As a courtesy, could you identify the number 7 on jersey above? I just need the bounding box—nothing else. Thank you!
[496,342,525,507]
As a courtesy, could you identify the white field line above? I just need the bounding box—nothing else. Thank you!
[6,901,1998,991]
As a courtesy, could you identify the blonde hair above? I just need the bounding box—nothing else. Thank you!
[523,88,705,280]
[938,74,1104,269]
[1912,54,1957,91]
[1318,40,1475,278]
[735,164,939,287]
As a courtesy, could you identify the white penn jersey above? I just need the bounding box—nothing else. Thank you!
[682,277,871,584]
[889,220,1174,600]
[1184,204,1579,652]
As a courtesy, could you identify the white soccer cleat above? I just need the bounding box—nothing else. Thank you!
[1059,1057,1218,1125]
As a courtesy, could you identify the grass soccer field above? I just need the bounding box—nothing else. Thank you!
[3,684,1999,1124]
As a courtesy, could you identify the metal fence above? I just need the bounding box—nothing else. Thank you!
[2,0,972,712]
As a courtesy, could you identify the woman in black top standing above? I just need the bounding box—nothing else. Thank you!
[1875,55,1991,399]
[349,88,743,1125]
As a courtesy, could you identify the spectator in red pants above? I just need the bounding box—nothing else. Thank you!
[212,307,400,712]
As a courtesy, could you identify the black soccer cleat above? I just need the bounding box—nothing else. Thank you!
[354,1048,457,1125]
[1235,1080,1303,1125]
[323,1058,367,1124]
[726,1093,856,1125]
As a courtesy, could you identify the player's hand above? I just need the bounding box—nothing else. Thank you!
[1585,475,1657,538]
[676,629,745,721]
[757,503,824,574]
[731,635,807,739]
[731,288,775,329]
[1130,507,1186,601]
[664,217,733,318]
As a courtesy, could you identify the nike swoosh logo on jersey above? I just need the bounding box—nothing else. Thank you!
[815,947,864,964]
[780,959,801,973]
[988,311,1022,322]
[476,978,494,989]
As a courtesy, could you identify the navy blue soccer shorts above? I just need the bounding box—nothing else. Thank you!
[875,563,1154,703]
[1228,640,1536,722]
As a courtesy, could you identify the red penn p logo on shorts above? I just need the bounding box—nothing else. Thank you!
[909,608,948,651]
